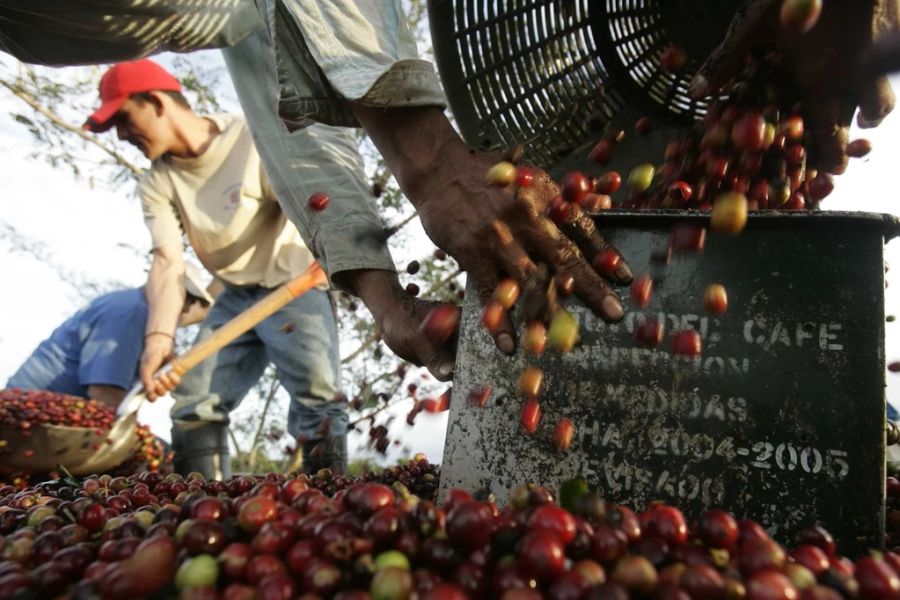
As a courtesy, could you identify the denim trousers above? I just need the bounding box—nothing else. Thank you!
[171,284,346,440]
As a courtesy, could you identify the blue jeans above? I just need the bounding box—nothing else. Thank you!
[171,285,346,440]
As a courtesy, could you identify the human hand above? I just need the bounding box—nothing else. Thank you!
[140,333,179,401]
[691,0,897,174]
[344,269,457,381]
[409,141,630,345]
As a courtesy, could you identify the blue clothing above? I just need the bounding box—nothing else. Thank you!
[171,285,345,440]
[6,289,148,397]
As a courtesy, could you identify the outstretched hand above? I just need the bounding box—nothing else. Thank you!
[691,0,897,174]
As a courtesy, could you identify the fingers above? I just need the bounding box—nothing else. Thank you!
[559,203,633,285]
[690,0,777,98]
[804,92,850,174]
[857,75,895,128]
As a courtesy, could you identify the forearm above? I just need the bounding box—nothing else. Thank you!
[145,251,186,338]
[348,103,462,211]
[340,268,405,323]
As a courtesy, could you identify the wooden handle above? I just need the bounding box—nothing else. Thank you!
[168,263,326,376]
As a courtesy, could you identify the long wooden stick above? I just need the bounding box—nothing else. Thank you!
[169,263,326,376]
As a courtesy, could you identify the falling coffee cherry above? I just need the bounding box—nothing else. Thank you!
[516,167,534,188]
[670,329,702,357]
[308,192,330,212]
[889,362,900,373]
[634,319,664,347]
[548,309,579,353]
[562,171,592,205]
[634,116,653,136]
[420,304,460,344]
[522,321,548,356]
[630,274,653,309]
[521,399,541,434]
[554,418,575,451]
[406,261,420,275]
[710,192,748,236]
[596,172,622,195]
[519,367,544,398]
[555,273,575,297]
[593,249,622,278]
[405,283,420,296]
[628,164,656,193]
[703,284,728,314]
[481,301,505,334]
[589,139,615,165]
[493,278,521,309]
[467,384,493,408]
[486,161,517,186]
[780,0,822,34]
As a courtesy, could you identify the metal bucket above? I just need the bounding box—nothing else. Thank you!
[441,210,900,556]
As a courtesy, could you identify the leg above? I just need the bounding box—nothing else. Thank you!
[170,287,268,479]
[256,287,347,472]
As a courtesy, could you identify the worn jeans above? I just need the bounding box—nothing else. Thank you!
[171,284,346,440]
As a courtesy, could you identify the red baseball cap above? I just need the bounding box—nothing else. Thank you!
[84,59,181,132]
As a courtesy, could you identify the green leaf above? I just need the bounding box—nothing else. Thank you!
[559,476,589,512]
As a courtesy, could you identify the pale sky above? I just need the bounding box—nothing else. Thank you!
[0,53,898,467]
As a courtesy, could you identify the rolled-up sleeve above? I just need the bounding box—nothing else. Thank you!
[268,0,447,129]
[139,171,184,252]
[0,0,262,66]
[224,28,396,289]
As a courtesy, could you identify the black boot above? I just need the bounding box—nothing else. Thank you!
[301,434,348,475]
[171,421,232,481]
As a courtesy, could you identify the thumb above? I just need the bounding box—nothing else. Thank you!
[691,0,777,98]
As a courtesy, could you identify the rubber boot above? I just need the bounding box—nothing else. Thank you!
[301,435,348,475]
[171,421,232,481]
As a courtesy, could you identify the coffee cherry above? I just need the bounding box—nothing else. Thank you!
[628,164,656,192]
[667,181,693,205]
[596,172,622,194]
[421,304,460,343]
[548,309,579,353]
[521,399,541,434]
[487,161,517,186]
[405,283,420,296]
[807,172,834,202]
[781,115,804,141]
[553,419,575,452]
[493,279,520,309]
[630,274,653,308]
[669,224,706,253]
[635,116,653,135]
[732,113,767,152]
[518,530,565,581]
[589,139,615,165]
[481,301,505,334]
[711,192,748,236]
[406,261,420,275]
[308,192,330,212]
[634,319,664,347]
[670,329,702,357]
[519,367,544,398]
[466,384,492,408]
[582,193,612,212]
[703,284,728,314]
[780,0,822,34]
[516,167,534,188]
[522,322,547,356]
[593,249,621,277]
[562,171,592,204]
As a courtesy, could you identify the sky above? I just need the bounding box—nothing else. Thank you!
[0,52,898,468]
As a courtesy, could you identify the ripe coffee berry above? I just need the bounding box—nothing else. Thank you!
[634,319,664,347]
[421,304,460,343]
[596,172,622,195]
[670,329,702,357]
[521,399,541,434]
[493,279,520,309]
[562,171,592,205]
[703,284,728,314]
[630,274,653,308]
[553,419,575,452]
[308,192,330,212]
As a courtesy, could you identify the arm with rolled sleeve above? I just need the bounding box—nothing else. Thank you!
[224,29,396,290]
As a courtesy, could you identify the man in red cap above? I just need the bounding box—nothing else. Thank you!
[85,58,350,479]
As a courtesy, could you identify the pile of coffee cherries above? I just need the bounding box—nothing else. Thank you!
[0,462,896,600]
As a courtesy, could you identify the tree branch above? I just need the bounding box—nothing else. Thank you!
[0,78,144,177]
